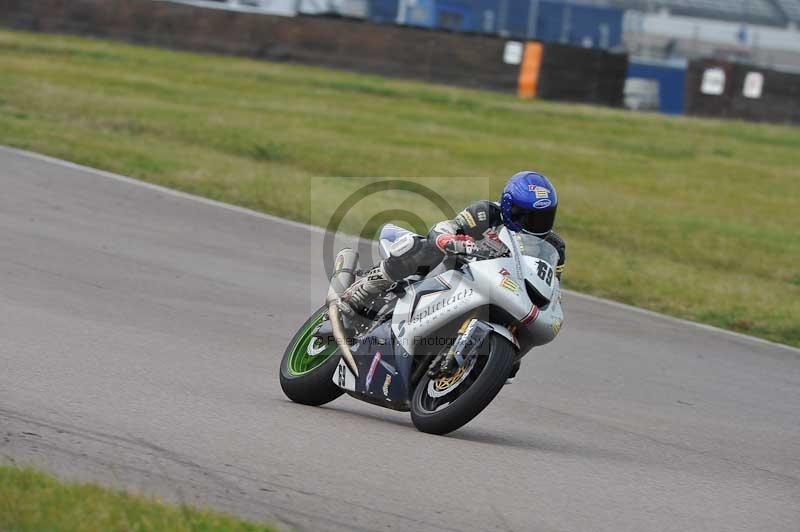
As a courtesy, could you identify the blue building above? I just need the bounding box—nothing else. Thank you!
[370,0,624,50]
[530,1,623,49]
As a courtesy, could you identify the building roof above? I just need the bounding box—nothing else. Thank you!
[773,0,800,22]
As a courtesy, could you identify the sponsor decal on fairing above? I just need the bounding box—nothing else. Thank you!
[500,277,520,294]
[410,288,474,324]
[382,374,392,398]
[365,351,381,390]
[379,359,397,375]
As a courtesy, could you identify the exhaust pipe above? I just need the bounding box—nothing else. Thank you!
[326,249,359,378]
[328,303,358,378]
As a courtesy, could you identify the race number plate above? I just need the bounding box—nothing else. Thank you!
[333,360,357,391]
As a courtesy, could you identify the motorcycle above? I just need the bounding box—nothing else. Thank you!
[279,224,564,435]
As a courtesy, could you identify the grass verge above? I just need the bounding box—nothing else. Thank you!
[0,29,798,346]
[0,465,274,531]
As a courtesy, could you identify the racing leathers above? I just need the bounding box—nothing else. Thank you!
[341,200,566,315]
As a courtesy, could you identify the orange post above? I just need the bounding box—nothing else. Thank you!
[517,42,543,100]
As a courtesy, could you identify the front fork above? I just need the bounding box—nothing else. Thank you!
[428,313,494,378]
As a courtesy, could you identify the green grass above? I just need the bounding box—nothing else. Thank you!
[0,465,274,531]
[0,29,798,346]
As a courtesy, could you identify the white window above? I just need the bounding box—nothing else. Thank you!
[701,68,726,96]
[743,72,764,99]
[503,41,524,65]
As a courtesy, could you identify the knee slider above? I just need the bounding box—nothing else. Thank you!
[388,233,420,258]
[384,235,426,281]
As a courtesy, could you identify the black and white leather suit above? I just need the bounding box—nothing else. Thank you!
[383,200,566,282]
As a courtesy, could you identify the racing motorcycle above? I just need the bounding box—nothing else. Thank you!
[279,224,564,435]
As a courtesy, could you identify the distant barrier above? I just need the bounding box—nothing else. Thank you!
[0,0,628,107]
[685,59,800,125]
[626,59,687,115]
[536,43,627,106]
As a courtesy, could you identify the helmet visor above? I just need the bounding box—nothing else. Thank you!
[511,205,556,236]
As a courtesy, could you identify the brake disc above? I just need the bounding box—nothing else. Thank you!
[426,355,477,398]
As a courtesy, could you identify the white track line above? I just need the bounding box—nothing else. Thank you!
[3,144,798,355]
[565,291,799,354]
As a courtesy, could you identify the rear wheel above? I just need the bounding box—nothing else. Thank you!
[279,306,344,406]
[411,334,515,435]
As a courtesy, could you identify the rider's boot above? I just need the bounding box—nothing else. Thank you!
[340,262,395,318]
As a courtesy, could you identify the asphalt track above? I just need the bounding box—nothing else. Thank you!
[1,146,799,532]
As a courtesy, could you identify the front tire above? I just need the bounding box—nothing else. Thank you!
[411,334,515,435]
[280,306,344,406]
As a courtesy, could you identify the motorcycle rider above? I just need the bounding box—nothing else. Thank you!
[341,171,566,317]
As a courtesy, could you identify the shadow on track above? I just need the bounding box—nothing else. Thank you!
[275,398,634,464]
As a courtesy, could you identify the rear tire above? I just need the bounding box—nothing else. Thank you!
[279,306,344,406]
[411,334,515,435]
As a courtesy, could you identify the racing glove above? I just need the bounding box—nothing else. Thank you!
[434,234,477,256]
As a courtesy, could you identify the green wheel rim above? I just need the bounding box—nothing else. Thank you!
[287,312,338,376]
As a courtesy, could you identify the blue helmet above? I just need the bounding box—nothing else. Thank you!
[500,171,558,236]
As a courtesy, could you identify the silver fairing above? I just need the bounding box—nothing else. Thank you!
[392,227,564,357]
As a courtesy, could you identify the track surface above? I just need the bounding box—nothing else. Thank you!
[1,147,799,532]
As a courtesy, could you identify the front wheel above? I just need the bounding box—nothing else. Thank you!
[279,306,344,406]
[411,333,516,435]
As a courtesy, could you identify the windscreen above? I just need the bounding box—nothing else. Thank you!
[513,233,560,268]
